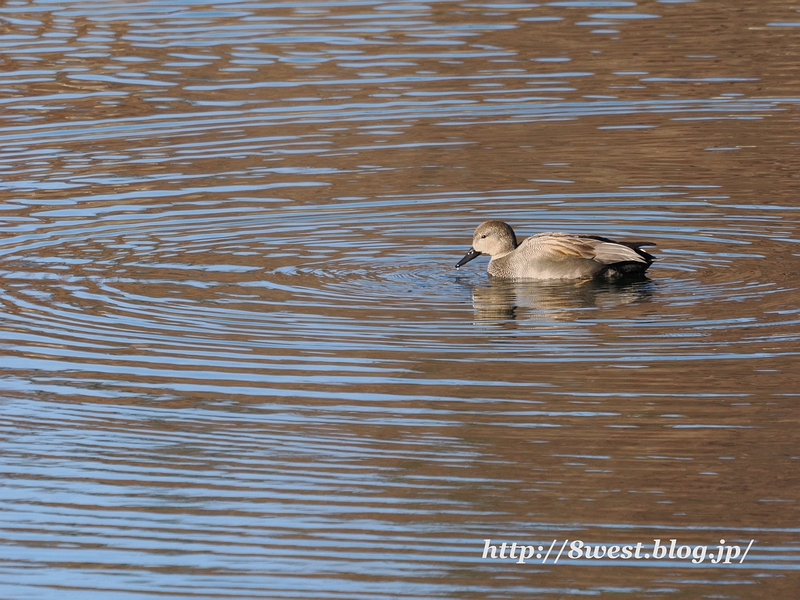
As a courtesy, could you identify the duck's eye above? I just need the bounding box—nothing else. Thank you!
[480,234,487,239]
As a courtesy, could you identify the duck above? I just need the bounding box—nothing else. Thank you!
[455,220,655,280]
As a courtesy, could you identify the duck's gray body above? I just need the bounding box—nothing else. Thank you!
[456,221,655,281]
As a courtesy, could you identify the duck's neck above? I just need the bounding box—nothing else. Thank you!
[509,231,518,249]
[490,249,515,261]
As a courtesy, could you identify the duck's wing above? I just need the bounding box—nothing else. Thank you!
[584,235,655,264]
[525,232,599,260]
[527,233,654,265]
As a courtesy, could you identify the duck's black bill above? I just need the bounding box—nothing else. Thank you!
[455,247,481,269]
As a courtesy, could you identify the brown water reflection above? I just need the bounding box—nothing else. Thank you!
[1,0,800,598]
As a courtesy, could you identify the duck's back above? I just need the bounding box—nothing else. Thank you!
[487,232,653,280]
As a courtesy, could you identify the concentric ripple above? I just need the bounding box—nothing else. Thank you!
[1,190,797,368]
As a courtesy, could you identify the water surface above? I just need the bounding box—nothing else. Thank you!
[1,0,800,598]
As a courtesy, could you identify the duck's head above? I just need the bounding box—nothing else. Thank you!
[456,220,518,268]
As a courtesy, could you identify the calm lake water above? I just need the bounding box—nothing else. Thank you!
[1,0,799,598]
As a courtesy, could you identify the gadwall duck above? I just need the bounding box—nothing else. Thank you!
[455,220,655,280]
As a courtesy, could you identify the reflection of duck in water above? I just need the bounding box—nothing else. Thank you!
[467,277,654,321]
[456,220,655,281]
